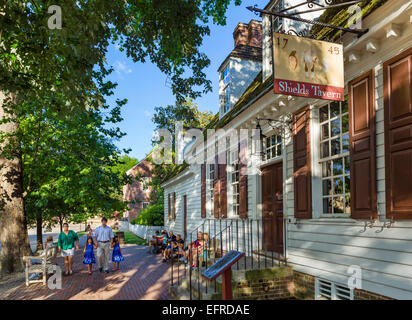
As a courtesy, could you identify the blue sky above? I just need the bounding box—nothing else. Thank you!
[105,0,261,161]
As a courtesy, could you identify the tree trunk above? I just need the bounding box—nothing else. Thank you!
[0,93,31,274]
[59,216,63,233]
[36,209,43,251]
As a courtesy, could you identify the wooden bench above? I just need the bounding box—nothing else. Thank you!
[23,244,58,286]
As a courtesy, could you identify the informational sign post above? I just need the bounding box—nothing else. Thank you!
[273,32,344,101]
[202,250,245,300]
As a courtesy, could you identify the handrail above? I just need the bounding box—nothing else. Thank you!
[203,220,233,248]
[170,217,287,300]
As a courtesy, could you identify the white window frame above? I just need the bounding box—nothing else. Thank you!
[229,151,239,217]
[207,163,215,216]
[264,131,283,161]
[315,278,354,300]
[313,101,351,218]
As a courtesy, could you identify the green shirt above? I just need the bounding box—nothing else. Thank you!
[58,230,79,250]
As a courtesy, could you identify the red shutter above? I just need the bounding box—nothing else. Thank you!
[213,155,220,219]
[219,153,227,219]
[173,192,176,221]
[238,141,248,219]
[201,164,206,218]
[384,48,412,219]
[168,194,171,221]
[293,106,312,219]
[349,70,377,219]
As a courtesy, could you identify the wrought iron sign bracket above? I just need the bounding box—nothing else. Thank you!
[247,0,371,38]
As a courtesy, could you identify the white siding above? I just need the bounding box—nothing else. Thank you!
[284,1,412,299]
[163,166,203,240]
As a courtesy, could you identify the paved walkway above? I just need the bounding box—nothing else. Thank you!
[0,241,171,300]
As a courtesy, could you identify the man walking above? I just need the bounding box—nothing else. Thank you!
[93,217,114,273]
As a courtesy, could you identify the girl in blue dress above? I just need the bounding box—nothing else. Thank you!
[83,237,97,275]
[111,235,124,271]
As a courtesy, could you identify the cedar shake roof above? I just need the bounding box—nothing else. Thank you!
[217,45,263,71]
[310,0,389,40]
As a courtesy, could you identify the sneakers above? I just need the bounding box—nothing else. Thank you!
[162,258,168,263]
[179,257,187,263]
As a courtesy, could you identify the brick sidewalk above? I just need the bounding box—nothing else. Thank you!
[1,244,171,300]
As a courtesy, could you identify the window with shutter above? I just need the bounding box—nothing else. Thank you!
[348,70,377,219]
[384,49,412,219]
[293,106,312,219]
[208,164,215,216]
[201,164,206,218]
[219,152,227,219]
[168,193,171,221]
[238,140,248,219]
[213,155,220,219]
[318,101,351,217]
[173,192,176,221]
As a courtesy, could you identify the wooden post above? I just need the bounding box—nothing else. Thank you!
[222,269,232,300]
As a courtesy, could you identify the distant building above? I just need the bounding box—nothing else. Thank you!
[123,158,153,222]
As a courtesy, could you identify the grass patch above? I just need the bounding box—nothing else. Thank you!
[114,231,146,245]
[77,231,88,238]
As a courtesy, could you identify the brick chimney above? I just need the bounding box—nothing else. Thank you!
[233,20,262,48]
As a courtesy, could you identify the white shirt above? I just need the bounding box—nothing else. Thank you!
[94,225,114,242]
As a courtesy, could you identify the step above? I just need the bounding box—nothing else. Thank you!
[169,285,191,300]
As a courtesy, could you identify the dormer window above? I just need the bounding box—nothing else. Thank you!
[222,64,231,113]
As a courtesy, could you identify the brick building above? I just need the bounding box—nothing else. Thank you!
[123,157,153,222]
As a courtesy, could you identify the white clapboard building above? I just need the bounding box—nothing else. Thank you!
[162,0,412,300]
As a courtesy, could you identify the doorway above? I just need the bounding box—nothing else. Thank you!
[261,161,284,254]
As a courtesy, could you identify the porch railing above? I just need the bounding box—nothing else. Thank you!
[170,217,287,300]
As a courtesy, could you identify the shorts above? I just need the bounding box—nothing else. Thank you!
[61,248,75,257]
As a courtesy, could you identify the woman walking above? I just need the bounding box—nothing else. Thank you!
[58,223,79,276]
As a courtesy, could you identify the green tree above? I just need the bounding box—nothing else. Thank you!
[0,0,240,273]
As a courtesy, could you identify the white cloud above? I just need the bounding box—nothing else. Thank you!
[144,110,151,117]
[114,60,132,78]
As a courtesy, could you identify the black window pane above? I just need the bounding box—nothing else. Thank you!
[320,106,329,122]
[322,161,331,177]
[333,158,343,175]
[331,118,340,136]
[321,123,329,140]
[323,197,332,214]
[342,101,348,113]
[321,141,330,158]
[334,177,344,195]
[342,134,349,153]
[322,179,332,196]
[345,156,350,174]
[345,176,350,194]
[333,196,344,213]
[345,195,351,214]
[277,145,282,156]
[331,138,340,156]
[331,102,340,118]
[342,114,349,133]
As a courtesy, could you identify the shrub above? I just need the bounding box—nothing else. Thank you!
[133,203,164,226]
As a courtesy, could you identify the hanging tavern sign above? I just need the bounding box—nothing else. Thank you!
[273,32,344,101]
